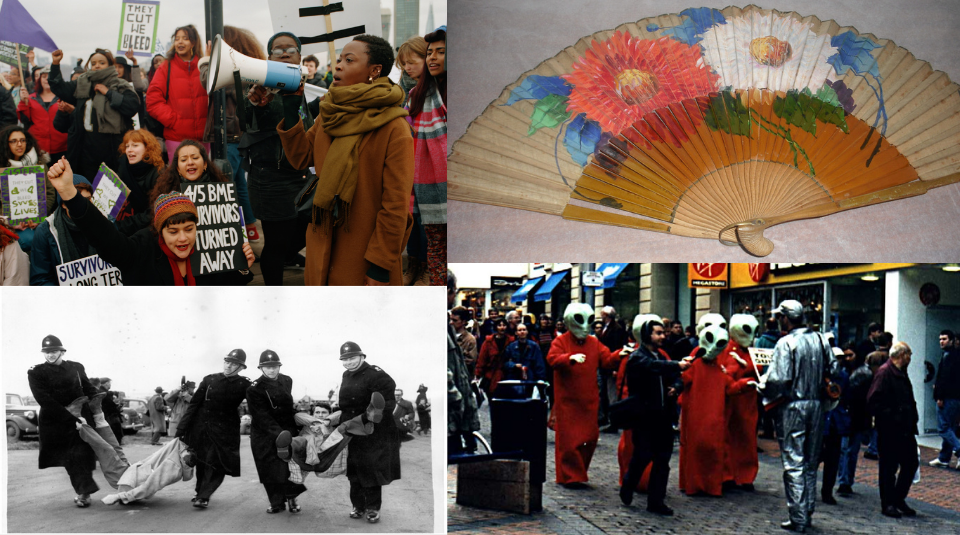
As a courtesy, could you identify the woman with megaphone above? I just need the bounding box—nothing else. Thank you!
[273,34,414,286]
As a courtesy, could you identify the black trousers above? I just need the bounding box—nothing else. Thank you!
[259,218,308,286]
[820,432,843,495]
[194,462,227,500]
[65,465,99,495]
[348,476,382,511]
[877,431,919,509]
[622,420,674,507]
[263,481,307,507]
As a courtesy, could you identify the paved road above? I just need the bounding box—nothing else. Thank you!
[449,406,960,535]
[7,434,432,532]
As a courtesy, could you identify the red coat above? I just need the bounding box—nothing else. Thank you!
[678,358,752,496]
[145,56,207,142]
[615,345,669,491]
[17,93,67,154]
[475,334,514,394]
[546,331,621,484]
[719,341,760,485]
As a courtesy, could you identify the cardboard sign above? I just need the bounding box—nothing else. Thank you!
[267,0,381,60]
[0,166,47,224]
[180,182,245,277]
[90,163,130,222]
[0,41,30,67]
[117,0,160,59]
[57,254,123,286]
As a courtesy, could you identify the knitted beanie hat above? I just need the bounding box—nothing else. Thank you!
[153,191,198,232]
[267,31,302,53]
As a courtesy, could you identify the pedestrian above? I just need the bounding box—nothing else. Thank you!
[47,48,140,181]
[16,66,67,162]
[246,350,306,514]
[448,269,480,455]
[394,388,417,436]
[405,27,446,286]
[475,317,512,396]
[114,128,164,236]
[620,315,691,514]
[837,343,872,496]
[145,25,208,157]
[336,341,401,523]
[546,303,624,487]
[0,217,28,285]
[147,386,167,445]
[867,341,920,518]
[819,345,852,505]
[165,380,196,437]
[415,384,431,434]
[856,322,883,362]
[175,349,252,508]
[502,323,547,382]
[395,36,426,105]
[45,158,255,285]
[930,330,960,469]
[27,335,101,507]
[598,306,626,429]
[863,331,893,460]
[721,314,761,491]
[506,310,522,337]
[450,307,478,375]
[760,300,838,533]
[754,317,780,349]
[99,377,124,444]
[302,54,327,88]
[276,34,412,285]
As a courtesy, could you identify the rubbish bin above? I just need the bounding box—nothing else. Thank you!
[490,380,548,490]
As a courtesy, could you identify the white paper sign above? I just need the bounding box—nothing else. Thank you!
[8,173,39,220]
[57,254,123,286]
[91,177,123,218]
[267,0,382,60]
[117,0,161,59]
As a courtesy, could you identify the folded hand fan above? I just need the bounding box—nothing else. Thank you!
[448,6,960,256]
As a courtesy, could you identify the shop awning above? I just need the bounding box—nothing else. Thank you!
[598,263,630,289]
[533,271,569,302]
[510,277,542,303]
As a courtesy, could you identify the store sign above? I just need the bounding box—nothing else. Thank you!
[530,263,547,279]
[748,263,770,282]
[490,276,523,289]
[688,263,728,288]
[768,263,854,274]
[581,271,603,287]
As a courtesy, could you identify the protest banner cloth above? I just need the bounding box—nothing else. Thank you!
[57,254,123,286]
[0,41,30,67]
[0,166,47,225]
[90,163,130,222]
[267,0,381,64]
[117,0,160,59]
[180,182,245,277]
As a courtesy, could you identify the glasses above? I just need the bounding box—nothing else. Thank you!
[270,47,298,57]
[8,138,26,145]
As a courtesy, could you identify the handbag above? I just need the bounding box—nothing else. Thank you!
[295,173,319,223]
[608,361,648,430]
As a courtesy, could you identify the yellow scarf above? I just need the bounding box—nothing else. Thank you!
[314,78,407,230]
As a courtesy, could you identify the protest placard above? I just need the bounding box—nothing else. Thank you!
[267,0,381,61]
[90,163,130,222]
[117,0,160,58]
[57,254,123,286]
[181,182,245,277]
[0,41,30,67]
[0,166,47,225]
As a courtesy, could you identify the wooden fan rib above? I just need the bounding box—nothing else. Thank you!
[448,150,575,195]
[837,166,925,199]
[594,134,687,197]
[561,204,677,234]
[584,156,683,204]
[464,120,582,177]
[572,181,675,222]
[448,167,569,215]
[856,50,925,120]
[887,94,960,148]
[580,163,681,207]
[917,162,960,181]
[885,81,959,134]
[914,150,960,176]
[451,140,577,188]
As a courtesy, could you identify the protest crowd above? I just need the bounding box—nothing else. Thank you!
[28,334,411,523]
[0,10,447,287]
[447,269,960,533]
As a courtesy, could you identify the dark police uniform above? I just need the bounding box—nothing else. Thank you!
[340,361,401,512]
[27,360,100,494]
[246,372,306,508]
[177,372,251,500]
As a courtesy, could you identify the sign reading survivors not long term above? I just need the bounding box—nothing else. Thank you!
[181,182,245,277]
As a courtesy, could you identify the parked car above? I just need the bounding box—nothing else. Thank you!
[117,395,144,435]
[6,393,40,442]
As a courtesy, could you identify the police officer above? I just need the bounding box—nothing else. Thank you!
[27,335,103,507]
[338,341,400,524]
[760,300,837,533]
[175,349,252,508]
[246,349,306,514]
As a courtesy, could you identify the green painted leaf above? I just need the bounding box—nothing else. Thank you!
[704,91,752,137]
[528,94,571,135]
[774,90,849,136]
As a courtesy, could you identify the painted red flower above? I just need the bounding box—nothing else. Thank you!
[563,32,720,136]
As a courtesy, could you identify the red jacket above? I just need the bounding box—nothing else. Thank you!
[17,93,67,154]
[145,56,207,142]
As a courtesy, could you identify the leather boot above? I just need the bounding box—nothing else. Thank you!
[366,392,385,424]
[65,396,89,419]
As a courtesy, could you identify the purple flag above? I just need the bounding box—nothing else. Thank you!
[0,0,58,51]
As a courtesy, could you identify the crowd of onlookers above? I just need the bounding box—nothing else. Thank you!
[0,23,447,287]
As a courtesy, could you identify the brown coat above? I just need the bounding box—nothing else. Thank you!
[278,116,414,285]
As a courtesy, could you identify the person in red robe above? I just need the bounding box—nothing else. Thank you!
[720,314,761,490]
[679,325,755,496]
[546,303,623,486]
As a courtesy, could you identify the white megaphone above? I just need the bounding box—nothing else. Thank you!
[207,34,327,99]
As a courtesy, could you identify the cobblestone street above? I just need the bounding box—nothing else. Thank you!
[449,408,960,535]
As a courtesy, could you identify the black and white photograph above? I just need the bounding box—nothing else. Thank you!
[1,286,445,533]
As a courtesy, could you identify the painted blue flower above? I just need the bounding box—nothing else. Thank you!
[827,31,881,79]
[506,75,571,105]
[662,7,726,45]
[563,114,603,166]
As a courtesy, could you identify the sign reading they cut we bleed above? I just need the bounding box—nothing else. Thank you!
[117,0,160,58]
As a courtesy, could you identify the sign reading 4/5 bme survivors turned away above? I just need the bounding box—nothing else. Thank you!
[181,182,246,277]
[117,0,160,58]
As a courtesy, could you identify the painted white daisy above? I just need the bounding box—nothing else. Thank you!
[698,11,837,93]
